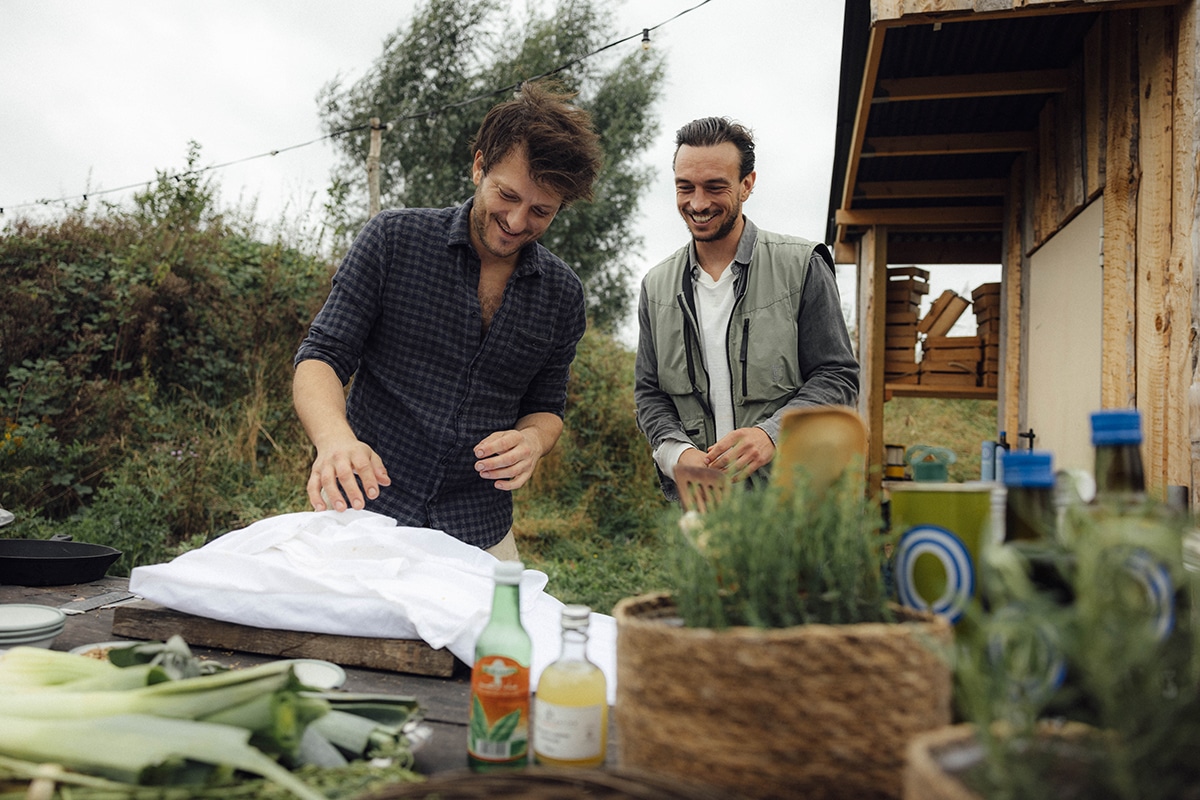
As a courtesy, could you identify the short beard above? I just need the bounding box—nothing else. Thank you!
[471,195,520,260]
[690,210,740,243]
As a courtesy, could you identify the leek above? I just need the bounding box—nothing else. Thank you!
[0,659,298,720]
[107,634,227,679]
[304,693,422,762]
[308,691,421,726]
[0,643,427,798]
[45,662,166,691]
[0,646,121,688]
[201,688,329,760]
[0,713,328,800]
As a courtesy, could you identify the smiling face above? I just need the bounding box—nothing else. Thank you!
[674,141,755,244]
[469,146,563,264]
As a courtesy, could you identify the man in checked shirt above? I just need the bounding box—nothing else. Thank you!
[292,82,603,559]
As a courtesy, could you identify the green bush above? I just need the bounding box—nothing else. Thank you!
[0,148,330,524]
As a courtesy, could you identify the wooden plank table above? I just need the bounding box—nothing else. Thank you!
[0,576,473,775]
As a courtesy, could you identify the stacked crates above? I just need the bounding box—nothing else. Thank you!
[973,282,1002,388]
[917,290,973,386]
[884,266,928,385]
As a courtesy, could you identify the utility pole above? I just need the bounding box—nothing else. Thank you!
[368,117,383,218]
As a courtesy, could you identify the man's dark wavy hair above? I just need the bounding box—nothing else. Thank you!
[472,81,604,206]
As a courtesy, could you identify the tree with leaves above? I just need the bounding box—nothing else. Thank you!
[317,0,665,332]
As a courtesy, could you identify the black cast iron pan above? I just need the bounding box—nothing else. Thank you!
[0,536,122,586]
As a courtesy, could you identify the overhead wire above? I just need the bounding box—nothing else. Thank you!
[1,0,714,216]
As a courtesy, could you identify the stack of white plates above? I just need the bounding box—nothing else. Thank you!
[0,604,66,649]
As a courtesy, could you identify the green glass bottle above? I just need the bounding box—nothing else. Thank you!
[468,560,531,771]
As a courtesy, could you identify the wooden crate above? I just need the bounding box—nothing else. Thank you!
[925,335,982,349]
[922,335,983,368]
[887,280,929,305]
[887,300,921,316]
[971,282,1001,303]
[918,290,971,337]
[889,265,931,282]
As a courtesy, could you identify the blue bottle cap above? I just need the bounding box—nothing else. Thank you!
[1002,450,1055,488]
[1090,409,1142,446]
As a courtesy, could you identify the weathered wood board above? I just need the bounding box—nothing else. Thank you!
[112,600,457,677]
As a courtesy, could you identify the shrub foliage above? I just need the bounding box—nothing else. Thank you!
[1,150,329,564]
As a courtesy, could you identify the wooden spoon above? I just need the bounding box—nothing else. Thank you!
[772,406,869,496]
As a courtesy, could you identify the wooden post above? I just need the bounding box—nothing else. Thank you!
[858,225,888,498]
[368,117,383,219]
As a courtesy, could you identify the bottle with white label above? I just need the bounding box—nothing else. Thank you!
[533,604,607,768]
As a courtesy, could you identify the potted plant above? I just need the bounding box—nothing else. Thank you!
[614,408,953,800]
[904,499,1200,799]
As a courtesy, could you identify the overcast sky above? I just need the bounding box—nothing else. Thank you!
[1,0,997,340]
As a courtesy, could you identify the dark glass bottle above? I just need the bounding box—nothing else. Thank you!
[468,561,531,771]
[1090,408,1146,508]
[1088,408,1181,642]
[1003,450,1056,543]
[1003,449,1072,605]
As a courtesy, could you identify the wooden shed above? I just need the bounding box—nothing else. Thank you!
[827,0,1200,500]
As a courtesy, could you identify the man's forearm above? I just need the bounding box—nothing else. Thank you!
[293,359,354,449]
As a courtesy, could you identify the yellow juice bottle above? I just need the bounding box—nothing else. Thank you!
[533,604,607,768]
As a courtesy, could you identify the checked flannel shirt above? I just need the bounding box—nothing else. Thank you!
[294,199,586,548]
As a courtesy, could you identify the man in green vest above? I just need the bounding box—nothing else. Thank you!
[634,116,859,500]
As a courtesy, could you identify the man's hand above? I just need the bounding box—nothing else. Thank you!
[294,360,391,512]
[306,434,391,512]
[474,412,563,491]
[676,447,711,471]
[474,428,543,491]
[705,427,775,482]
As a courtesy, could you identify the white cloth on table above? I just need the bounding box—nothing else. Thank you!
[128,509,617,704]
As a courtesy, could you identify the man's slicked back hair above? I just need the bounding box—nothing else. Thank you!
[673,117,755,180]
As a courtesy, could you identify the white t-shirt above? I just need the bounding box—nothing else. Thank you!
[653,262,737,479]
[694,264,737,439]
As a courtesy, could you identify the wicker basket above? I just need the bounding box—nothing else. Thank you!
[903,724,985,800]
[362,766,738,799]
[904,721,1112,800]
[614,593,953,800]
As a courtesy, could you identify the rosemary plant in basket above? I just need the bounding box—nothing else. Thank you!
[945,499,1200,800]
[665,458,893,630]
